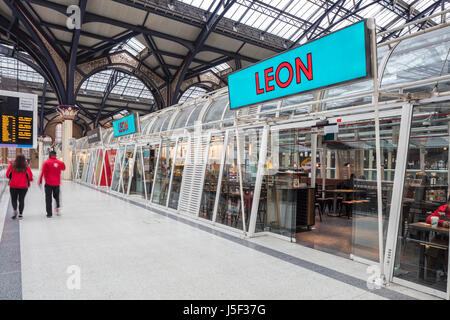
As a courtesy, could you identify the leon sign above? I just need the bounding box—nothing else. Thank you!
[228,20,373,110]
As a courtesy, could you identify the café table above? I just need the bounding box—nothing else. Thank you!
[407,222,449,281]
[327,189,366,216]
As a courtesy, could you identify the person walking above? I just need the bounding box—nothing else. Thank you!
[6,154,33,220]
[39,150,65,218]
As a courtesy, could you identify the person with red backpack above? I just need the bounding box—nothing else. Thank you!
[6,154,33,220]
[39,150,66,218]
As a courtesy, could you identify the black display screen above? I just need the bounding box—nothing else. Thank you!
[0,95,35,148]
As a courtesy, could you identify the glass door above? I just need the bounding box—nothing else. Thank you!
[94,149,104,187]
[143,144,159,200]
[111,146,125,192]
[121,145,135,195]
[200,134,225,220]
[85,151,95,183]
[256,127,312,240]
[129,146,146,200]
[152,140,176,206]
[71,152,78,180]
[168,138,188,209]
[214,128,263,232]
[103,149,117,187]
[81,152,89,182]
[216,131,243,230]
[392,103,449,295]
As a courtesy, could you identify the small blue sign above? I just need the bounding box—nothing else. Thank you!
[113,114,136,137]
[228,20,372,109]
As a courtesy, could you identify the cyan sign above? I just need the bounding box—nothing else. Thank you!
[113,114,137,137]
[228,20,372,109]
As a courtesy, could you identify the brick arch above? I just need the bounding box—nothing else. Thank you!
[177,70,225,103]
[75,51,166,108]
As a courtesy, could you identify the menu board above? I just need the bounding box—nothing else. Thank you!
[0,91,37,148]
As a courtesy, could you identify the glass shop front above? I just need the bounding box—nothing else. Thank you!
[72,25,450,298]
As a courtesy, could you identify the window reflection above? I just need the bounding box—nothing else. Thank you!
[94,149,103,185]
[394,103,449,293]
[129,146,146,199]
[200,135,224,220]
[216,133,243,229]
[143,144,159,200]
[152,140,175,206]
[121,145,135,194]
[111,146,125,192]
[168,138,188,209]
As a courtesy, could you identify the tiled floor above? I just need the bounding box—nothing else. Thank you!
[0,180,442,300]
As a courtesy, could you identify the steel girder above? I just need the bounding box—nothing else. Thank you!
[94,70,126,128]
[380,0,445,42]
[67,0,87,105]
[171,0,237,104]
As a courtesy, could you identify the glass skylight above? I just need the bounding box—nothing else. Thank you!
[110,37,146,57]
[178,86,208,104]
[209,62,231,74]
[179,0,449,44]
[0,55,44,84]
[80,70,154,102]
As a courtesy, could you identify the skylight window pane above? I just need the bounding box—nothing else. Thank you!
[110,37,145,57]
[179,86,207,103]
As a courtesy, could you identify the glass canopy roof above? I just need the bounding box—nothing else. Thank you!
[0,54,45,84]
[179,86,209,104]
[180,0,449,44]
[80,69,155,102]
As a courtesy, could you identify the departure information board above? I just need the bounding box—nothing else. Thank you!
[0,91,38,148]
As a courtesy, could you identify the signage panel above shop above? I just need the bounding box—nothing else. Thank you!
[87,127,102,144]
[228,20,372,110]
[0,91,38,148]
[112,114,137,137]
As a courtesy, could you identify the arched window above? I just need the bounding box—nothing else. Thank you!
[179,85,208,104]
[78,70,156,126]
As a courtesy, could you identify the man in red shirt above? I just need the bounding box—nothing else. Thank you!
[39,150,66,218]
[426,196,450,228]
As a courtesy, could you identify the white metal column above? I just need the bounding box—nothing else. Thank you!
[311,132,318,188]
[97,149,106,188]
[248,125,269,236]
[383,103,413,281]
[235,128,247,234]
[118,145,128,195]
[369,18,386,282]
[140,146,148,201]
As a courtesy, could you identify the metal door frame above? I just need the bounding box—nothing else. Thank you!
[384,101,450,300]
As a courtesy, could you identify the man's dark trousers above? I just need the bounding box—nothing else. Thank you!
[45,184,60,216]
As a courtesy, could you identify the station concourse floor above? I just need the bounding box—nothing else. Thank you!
[0,178,442,300]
